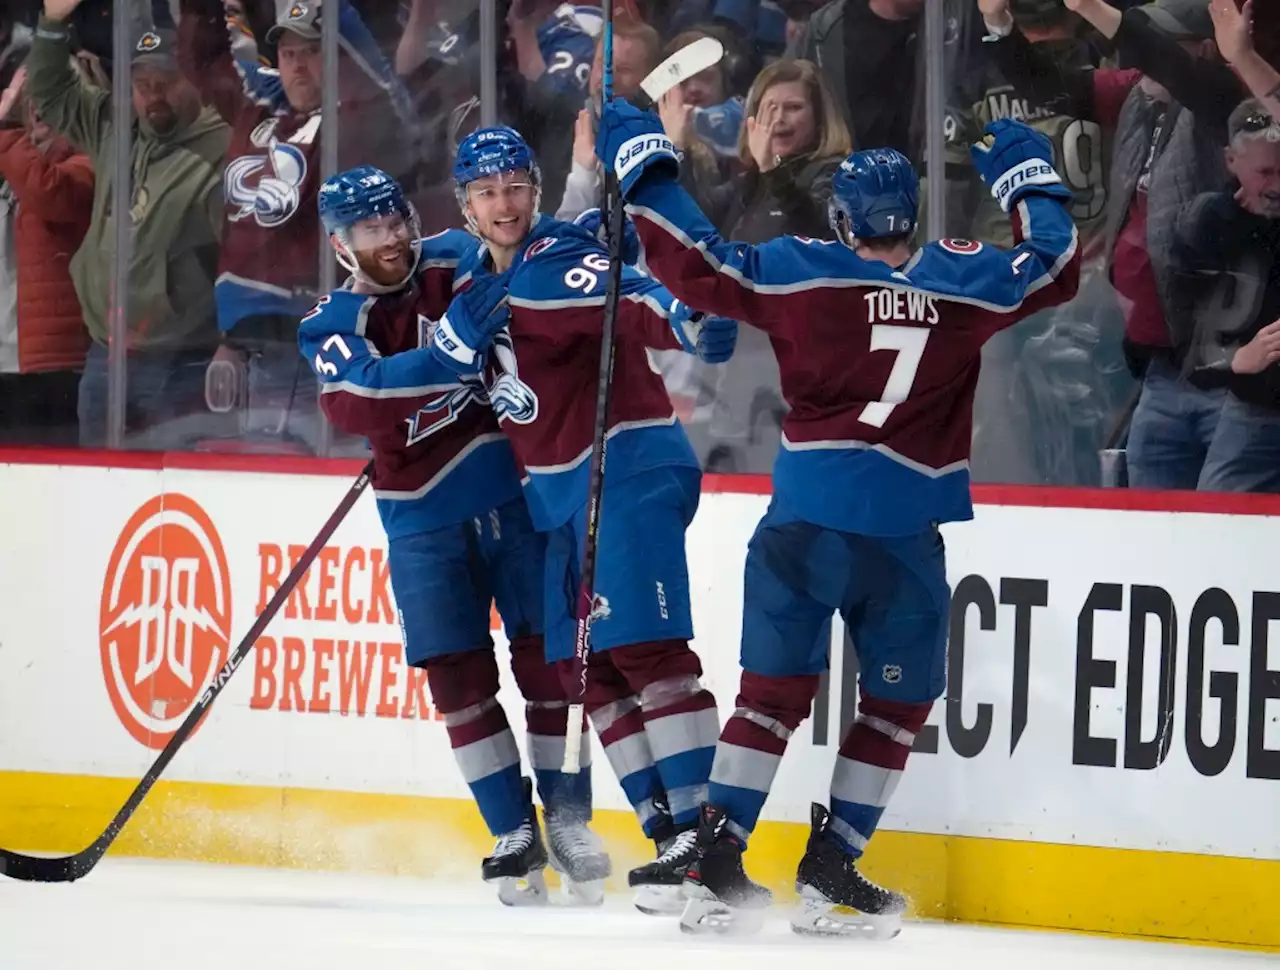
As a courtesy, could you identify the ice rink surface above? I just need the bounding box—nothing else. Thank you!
[0,858,1271,970]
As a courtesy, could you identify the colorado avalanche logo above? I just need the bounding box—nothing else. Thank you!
[225,138,308,228]
[488,330,539,425]
[588,593,611,623]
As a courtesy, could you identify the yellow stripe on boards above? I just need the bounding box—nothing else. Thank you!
[1,770,1275,950]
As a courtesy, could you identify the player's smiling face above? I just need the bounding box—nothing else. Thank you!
[346,212,414,286]
[465,171,537,248]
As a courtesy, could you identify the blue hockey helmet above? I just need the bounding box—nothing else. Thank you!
[453,126,543,233]
[318,165,421,289]
[454,126,541,187]
[319,165,414,235]
[828,148,919,245]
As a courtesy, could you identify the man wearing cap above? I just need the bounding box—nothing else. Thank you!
[978,0,1249,490]
[1171,99,1280,491]
[27,0,230,449]
[178,0,415,453]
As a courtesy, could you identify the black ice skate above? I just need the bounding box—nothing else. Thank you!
[544,808,612,907]
[627,800,698,916]
[481,778,549,907]
[792,802,906,940]
[678,804,772,935]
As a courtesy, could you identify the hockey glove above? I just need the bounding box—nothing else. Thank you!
[971,118,1072,213]
[670,299,737,363]
[431,269,512,375]
[596,100,679,198]
[573,207,642,265]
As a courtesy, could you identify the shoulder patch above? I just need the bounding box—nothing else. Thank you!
[301,293,333,323]
[525,237,557,261]
[939,238,984,255]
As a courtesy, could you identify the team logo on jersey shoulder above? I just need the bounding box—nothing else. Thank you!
[939,238,983,255]
[524,237,557,262]
[301,294,332,322]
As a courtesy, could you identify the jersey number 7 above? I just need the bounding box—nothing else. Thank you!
[860,324,930,429]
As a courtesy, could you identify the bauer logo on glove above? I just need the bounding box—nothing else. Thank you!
[971,118,1071,214]
[617,133,678,183]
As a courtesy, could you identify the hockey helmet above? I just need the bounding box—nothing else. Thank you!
[318,165,421,289]
[454,126,541,187]
[319,165,415,235]
[454,125,543,230]
[828,148,919,244]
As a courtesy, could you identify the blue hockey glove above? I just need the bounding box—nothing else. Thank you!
[971,118,1072,213]
[595,100,679,197]
[431,269,512,374]
[670,300,737,363]
[573,207,641,265]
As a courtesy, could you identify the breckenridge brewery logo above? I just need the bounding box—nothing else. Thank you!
[99,494,232,749]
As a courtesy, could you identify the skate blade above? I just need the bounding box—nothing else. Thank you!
[492,869,550,907]
[631,884,684,916]
[791,886,901,940]
[678,884,765,936]
[554,877,605,907]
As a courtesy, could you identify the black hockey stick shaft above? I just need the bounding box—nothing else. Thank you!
[562,0,624,774]
[0,462,375,883]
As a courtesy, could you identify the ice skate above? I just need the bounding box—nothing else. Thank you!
[678,804,772,936]
[481,779,549,906]
[627,804,698,916]
[544,809,611,907]
[791,802,905,940]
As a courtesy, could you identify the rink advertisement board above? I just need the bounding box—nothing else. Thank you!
[0,453,1277,949]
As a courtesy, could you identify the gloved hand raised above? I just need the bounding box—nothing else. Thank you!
[431,269,513,374]
[670,299,737,363]
[595,99,679,197]
[971,118,1072,213]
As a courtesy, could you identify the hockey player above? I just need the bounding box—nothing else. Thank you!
[299,165,611,906]
[595,105,1080,936]
[427,126,736,915]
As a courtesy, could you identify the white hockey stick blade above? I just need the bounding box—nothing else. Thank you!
[639,37,725,102]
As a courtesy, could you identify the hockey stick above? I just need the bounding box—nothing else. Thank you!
[0,462,375,883]
[638,36,724,104]
[561,0,625,775]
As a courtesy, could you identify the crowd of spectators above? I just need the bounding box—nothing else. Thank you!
[1,0,1279,493]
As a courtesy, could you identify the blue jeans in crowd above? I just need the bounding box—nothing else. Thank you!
[1126,357,1226,490]
[78,342,220,450]
[1199,394,1280,493]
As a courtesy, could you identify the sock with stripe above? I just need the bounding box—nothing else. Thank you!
[828,688,933,857]
[706,670,821,844]
[425,648,527,837]
[610,640,721,829]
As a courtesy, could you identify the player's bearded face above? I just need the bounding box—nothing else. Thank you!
[466,172,537,248]
[347,213,414,286]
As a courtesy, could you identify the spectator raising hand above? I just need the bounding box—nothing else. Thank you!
[572,108,595,171]
[1210,0,1280,121]
[659,87,695,151]
[40,0,83,24]
[746,98,780,172]
[0,64,25,120]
